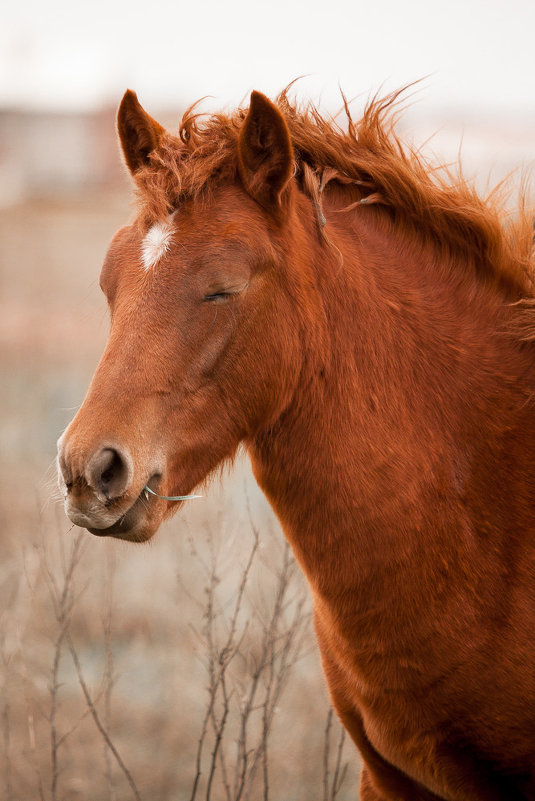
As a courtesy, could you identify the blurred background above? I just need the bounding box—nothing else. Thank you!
[1,0,534,798]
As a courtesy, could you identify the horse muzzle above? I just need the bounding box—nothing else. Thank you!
[57,434,165,542]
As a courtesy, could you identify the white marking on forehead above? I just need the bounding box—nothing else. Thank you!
[141,216,174,271]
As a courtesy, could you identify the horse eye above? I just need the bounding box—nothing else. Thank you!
[203,281,248,303]
[204,291,230,303]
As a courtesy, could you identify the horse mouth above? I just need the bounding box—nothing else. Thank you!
[87,484,165,542]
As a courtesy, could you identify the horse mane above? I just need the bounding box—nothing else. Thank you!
[133,86,535,301]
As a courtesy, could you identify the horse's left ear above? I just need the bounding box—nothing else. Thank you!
[238,91,293,212]
[117,89,166,175]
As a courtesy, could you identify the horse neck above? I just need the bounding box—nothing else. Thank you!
[249,205,535,605]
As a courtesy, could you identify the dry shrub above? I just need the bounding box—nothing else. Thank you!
[0,479,359,801]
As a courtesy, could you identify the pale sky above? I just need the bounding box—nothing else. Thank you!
[2,0,535,115]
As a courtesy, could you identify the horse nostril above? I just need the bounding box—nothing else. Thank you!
[86,447,133,501]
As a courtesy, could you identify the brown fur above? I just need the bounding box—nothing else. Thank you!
[59,87,535,800]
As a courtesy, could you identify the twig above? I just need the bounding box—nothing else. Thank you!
[323,707,349,801]
[323,708,333,801]
[189,557,219,801]
[205,674,230,800]
[190,526,259,801]
[103,548,117,801]
[330,724,348,800]
[188,496,312,801]
[21,665,45,801]
[3,700,12,801]
[244,548,309,798]
[55,706,96,749]
[45,532,85,801]
[67,633,142,801]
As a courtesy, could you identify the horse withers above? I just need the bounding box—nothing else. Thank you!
[58,87,535,800]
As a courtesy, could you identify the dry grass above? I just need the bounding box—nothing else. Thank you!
[0,482,359,801]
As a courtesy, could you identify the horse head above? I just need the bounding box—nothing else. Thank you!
[57,90,316,541]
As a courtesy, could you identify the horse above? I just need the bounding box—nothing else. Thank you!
[57,86,535,800]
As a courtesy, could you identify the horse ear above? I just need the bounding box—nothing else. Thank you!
[238,91,293,211]
[117,90,166,175]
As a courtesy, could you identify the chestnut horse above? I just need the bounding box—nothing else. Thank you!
[58,88,535,799]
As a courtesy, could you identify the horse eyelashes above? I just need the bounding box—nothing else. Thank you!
[204,292,231,302]
[204,285,247,303]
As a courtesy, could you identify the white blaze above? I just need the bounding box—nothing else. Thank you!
[141,217,174,270]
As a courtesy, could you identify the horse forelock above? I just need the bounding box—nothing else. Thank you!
[130,86,535,300]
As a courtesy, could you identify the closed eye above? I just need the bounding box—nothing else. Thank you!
[203,282,249,303]
[204,291,232,302]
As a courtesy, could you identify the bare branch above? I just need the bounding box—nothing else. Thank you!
[44,532,85,801]
[67,634,142,801]
[103,548,117,801]
[205,674,230,800]
[323,707,349,801]
[323,708,333,801]
[331,724,348,800]
[2,700,12,801]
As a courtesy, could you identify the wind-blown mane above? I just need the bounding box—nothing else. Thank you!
[133,87,535,300]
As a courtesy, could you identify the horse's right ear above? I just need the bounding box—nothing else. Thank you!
[238,91,293,213]
[117,90,166,175]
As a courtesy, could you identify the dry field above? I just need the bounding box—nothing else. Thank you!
[0,187,358,800]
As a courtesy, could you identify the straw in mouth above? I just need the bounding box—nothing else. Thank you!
[143,485,202,502]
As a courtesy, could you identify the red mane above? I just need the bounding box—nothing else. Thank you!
[133,87,535,301]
